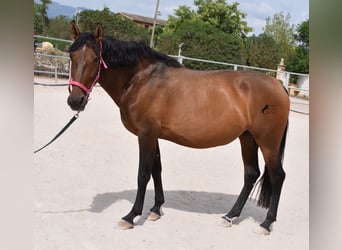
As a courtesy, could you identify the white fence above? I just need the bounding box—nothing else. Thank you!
[173,54,309,98]
[33,36,309,98]
[34,53,309,96]
[34,53,70,80]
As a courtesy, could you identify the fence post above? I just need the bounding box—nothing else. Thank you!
[283,72,289,89]
[178,43,184,64]
[54,57,58,83]
[276,58,287,87]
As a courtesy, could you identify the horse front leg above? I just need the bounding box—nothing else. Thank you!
[148,141,165,221]
[118,134,157,229]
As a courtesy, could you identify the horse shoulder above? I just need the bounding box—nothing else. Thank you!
[119,63,172,136]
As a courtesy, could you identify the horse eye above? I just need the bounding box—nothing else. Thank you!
[93,56,99,63]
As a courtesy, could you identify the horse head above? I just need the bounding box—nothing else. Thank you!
[67,21,107,111]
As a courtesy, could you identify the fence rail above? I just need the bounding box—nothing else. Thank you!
[34,45,309,97]
[171,54,309,96]
[34,52,70,83]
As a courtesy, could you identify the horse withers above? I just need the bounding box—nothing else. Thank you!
[67,21,290,234]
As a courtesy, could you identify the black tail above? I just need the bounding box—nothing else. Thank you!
[257,121,288,208]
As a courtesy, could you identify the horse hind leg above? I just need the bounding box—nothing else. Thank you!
[256,152,286,234]
[148,141,165,221]
[222,131,260,226]
[256,123,288,234]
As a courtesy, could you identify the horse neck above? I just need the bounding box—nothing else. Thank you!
[98,61,149,107]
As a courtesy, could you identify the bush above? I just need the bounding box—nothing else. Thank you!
[157,19,246,70]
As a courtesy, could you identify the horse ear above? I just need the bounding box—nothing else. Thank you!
[70,20,80,41]
[94,23,103,42]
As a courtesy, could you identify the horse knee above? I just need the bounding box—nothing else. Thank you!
[151,165,161,178]
[138,171,151,185]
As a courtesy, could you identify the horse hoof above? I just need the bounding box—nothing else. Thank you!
[222,219,232,227]
[148,212,161,221]
[221,215,235,227]
[117,220,134,230]
[254,226,270,235]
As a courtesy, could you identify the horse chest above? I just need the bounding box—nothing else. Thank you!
[119,110,139,136]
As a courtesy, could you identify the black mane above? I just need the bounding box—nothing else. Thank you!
[69,33,182,68]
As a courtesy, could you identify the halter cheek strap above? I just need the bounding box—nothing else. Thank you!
[68,41,108,97]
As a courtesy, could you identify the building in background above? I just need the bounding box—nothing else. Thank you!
[118,12,166,29]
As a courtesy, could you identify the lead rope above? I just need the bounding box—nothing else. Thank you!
[36,41,107,154]
[34,112,80,153]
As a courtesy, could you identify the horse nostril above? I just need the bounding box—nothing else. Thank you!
[79,96,88,108]
[67,96,74,107]
[79,96,85,106]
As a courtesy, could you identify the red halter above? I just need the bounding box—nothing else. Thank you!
[68,40,108,97]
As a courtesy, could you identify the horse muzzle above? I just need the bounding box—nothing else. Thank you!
[67,95,87,111]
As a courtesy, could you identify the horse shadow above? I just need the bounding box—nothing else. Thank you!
[36,189,267,226]
[87,189,267,226]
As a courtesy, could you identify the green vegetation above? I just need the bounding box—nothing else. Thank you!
[34,0,309,74]
[287,20,309,73]
[246,33,280,69]
[158,19,246,70]
[157,0,249,70]
[77,7,150,43]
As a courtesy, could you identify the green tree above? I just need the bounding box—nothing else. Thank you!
[158,19,246,70]
[38,0,52,34]
[48,15,72,40]
[263,12,296,62]
[158,0,250,67]
[246,33,280,69]
[165,0,252,37]
[41,1,52,18]
[194,0,252,37]
[34,3,44,35]
[78,8,150,43]
[295,19,309,48]
[287,19,309,73]
[164,5,197,32]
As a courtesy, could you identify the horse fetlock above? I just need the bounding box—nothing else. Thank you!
[150,205,161,213]
[260,217,275,233]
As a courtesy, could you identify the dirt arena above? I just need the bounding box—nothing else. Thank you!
[34,79,309,250]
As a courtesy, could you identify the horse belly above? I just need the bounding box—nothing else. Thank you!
[160,109,246,148]
[162,128,242,149]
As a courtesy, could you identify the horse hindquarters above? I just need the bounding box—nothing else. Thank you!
[244,76,289,232]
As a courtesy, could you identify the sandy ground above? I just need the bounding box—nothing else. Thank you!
[34,78,309,250]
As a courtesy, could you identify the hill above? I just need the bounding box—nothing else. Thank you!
[35,1,88,18]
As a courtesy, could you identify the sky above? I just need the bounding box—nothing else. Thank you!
[52,0,309,35]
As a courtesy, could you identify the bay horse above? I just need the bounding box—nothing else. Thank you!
[67,21,289,234]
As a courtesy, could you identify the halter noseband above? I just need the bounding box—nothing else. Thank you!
[68,40,108,98]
